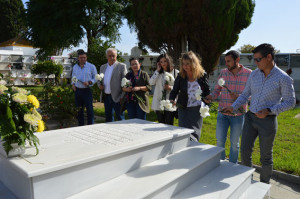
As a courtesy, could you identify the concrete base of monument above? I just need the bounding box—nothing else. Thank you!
[0,119,270,199]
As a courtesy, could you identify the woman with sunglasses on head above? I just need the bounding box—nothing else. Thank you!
[169,51,210,141]
[149,54,177,125]
[122,58,151,120]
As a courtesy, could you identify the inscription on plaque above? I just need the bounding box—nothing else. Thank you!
[62,123,165,146]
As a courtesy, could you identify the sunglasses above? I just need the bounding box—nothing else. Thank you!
[253,56,265,62]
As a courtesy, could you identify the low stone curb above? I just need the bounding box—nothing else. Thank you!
[252,164,300,185]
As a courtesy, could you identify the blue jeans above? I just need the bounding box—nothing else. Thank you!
[126,101,146,120]
[75,88,94,126]
[104,94,124,122]
[216,112,244,163]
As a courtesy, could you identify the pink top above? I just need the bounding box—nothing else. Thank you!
[211,65,252,116]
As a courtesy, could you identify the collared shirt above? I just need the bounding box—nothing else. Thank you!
[211,65,252,116]
[104,62,116,94]
[232,65,296,115]
[72,62,97,88]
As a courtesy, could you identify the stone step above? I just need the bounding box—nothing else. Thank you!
[172,161,255,199]
[0,119,193,199]
[68,142,224,199]
[239,180,271,199]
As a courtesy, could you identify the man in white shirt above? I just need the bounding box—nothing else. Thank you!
[99,48,127,122]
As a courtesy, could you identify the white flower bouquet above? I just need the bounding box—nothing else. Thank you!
[96,73,105,102]
[121,77,144,104]
[199,102,210,118]
[96,73,104,84]
[164,72,175,85]
[160,100,177,112]
[72,76,78,84]
[121,77,131,88]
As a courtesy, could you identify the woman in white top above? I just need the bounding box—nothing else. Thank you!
[149,54,177,125]
[170,51,210,141]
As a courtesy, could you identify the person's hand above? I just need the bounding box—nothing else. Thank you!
[72,84,76,91]
[255,109,269,118]
[156,62,161,72]
[221,106,234,113]
[99,85,104,90]
[132,87,140,92]
[229,92,239,100]
[83,81,89,86]
[125,86,133,92]
[204,95,212,104]
[164,84,171,91]
[170,100,176,107]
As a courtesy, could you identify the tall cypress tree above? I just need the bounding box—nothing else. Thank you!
[126,0,255,73]
[0,0,25,43]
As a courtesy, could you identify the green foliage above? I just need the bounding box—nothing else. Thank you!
[31,60,63,83]
[0,87,43,155]
[26,0,85,57]
[238,44,256,53]
[38,82,79,127]
[0,0,25,43]
[87,38,114,72]
[238,44,280,53]
[26,0,126,58]
[126,0,255,73]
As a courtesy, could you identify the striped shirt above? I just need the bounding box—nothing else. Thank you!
[211,65,252,116]
[72,61,97,88]
[232,65,296,115]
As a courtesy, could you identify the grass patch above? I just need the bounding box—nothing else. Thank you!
[95,96,300,175]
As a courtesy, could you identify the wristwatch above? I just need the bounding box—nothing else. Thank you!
[88,81,92,85]
[266,108,271,113]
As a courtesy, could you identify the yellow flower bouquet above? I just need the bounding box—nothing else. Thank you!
[0,85,45,156]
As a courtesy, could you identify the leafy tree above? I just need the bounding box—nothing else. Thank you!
[126,1,185,66]
[31,60,63,83]
[238,44,256,53]
[126,0,255,73]
[26,0,125,59]
[87,38,114,72]
[0,0,25,43]
[239,44,280,53]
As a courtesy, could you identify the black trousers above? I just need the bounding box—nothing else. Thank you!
[156,110,175,125]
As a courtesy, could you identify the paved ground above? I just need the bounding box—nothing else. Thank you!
[252,171,300,199]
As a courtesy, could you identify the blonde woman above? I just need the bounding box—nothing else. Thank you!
[170,51,210,141]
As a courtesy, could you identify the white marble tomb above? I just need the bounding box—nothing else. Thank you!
[0,119,193,199]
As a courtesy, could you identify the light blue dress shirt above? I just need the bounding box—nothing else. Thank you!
[72,62,97,88]
[232,65,296,115]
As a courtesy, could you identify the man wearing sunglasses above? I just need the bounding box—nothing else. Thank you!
[223,43,296,184]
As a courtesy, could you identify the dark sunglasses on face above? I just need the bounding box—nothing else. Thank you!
[254,56,266,62]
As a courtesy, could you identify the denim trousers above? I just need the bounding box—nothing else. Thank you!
[241,111,277,183]
[216,112,244,163]
[75,88,94,126]
[104,94,125,122]
[126,101,146,120]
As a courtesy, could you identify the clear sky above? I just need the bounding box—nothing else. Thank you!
[22,0,300,55]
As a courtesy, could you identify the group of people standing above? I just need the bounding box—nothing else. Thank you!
[71,43,296,184]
